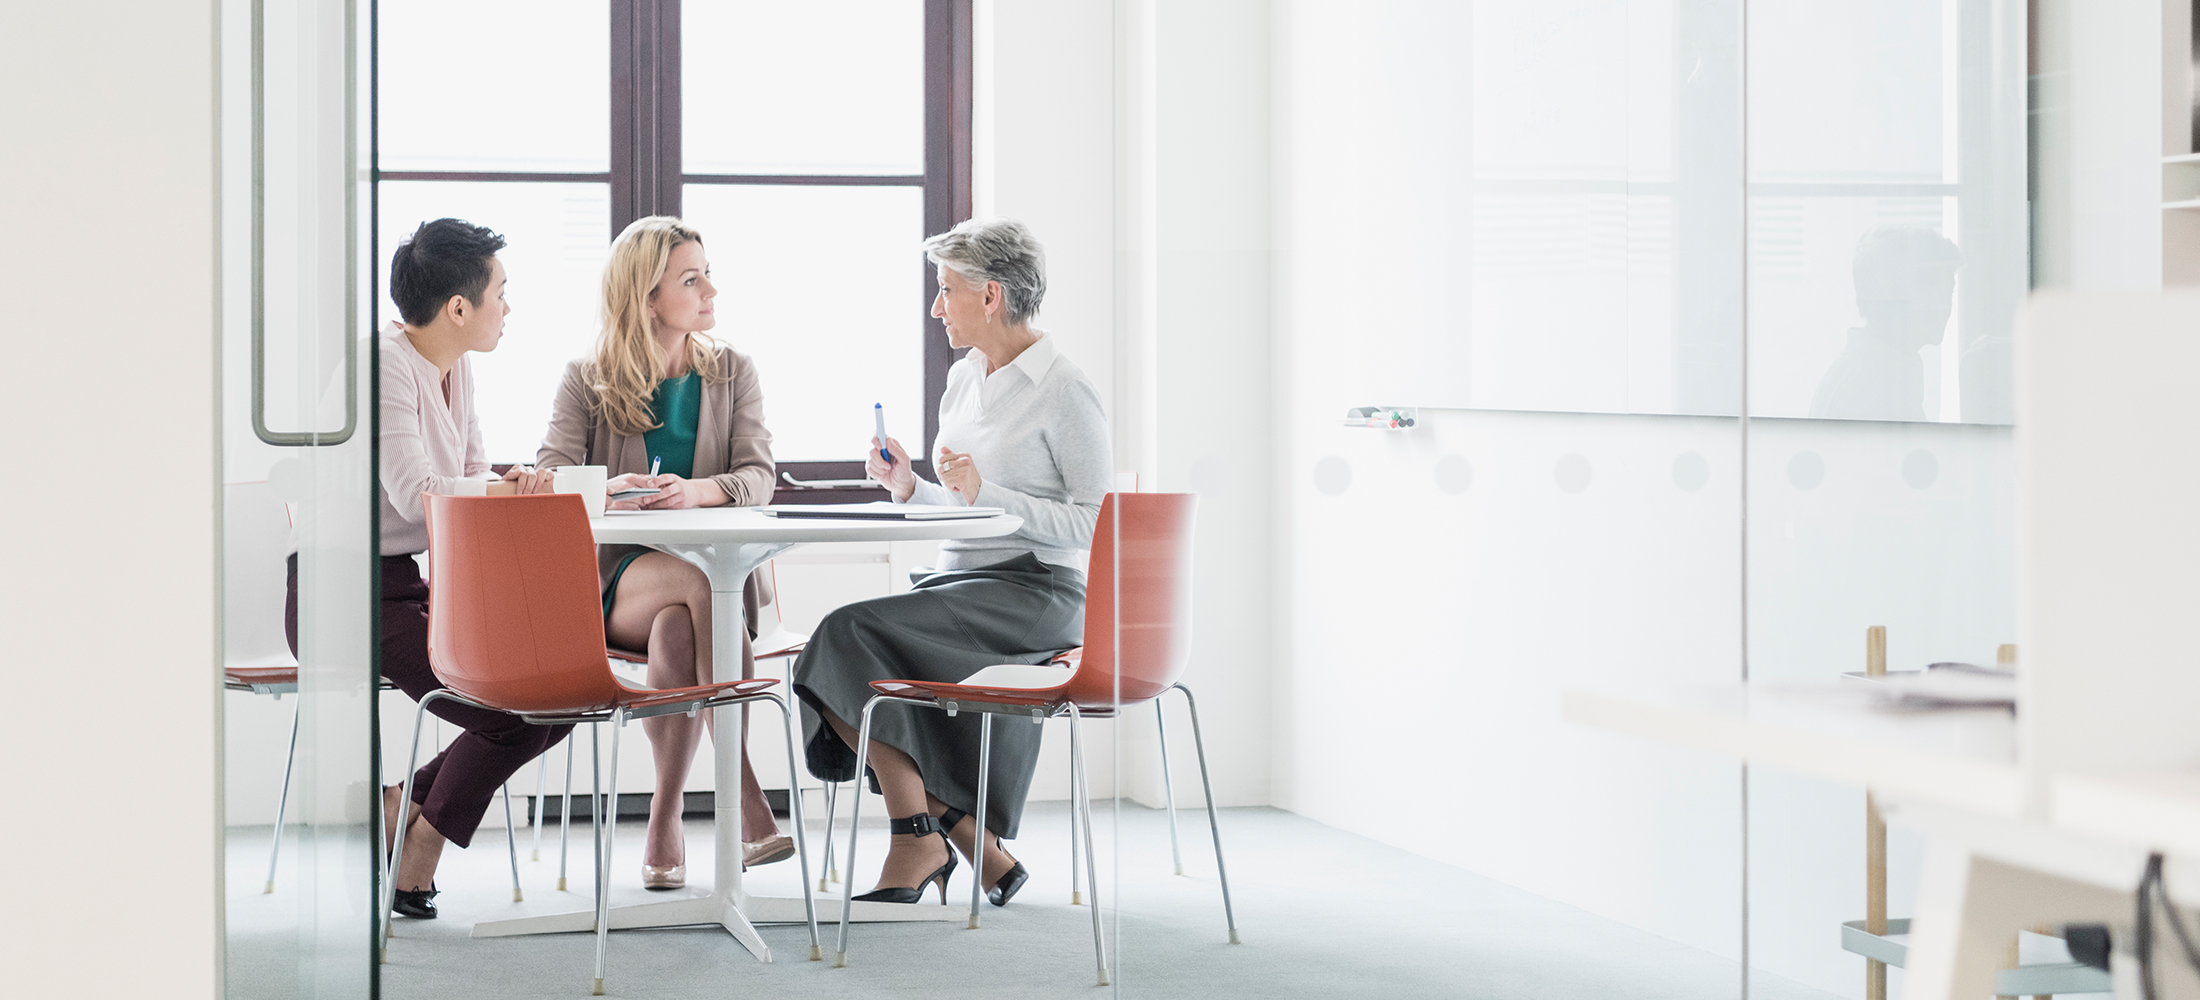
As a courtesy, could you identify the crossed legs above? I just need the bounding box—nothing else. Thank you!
[605,552,780,868]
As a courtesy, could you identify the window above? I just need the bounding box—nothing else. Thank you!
[374,0,971,486]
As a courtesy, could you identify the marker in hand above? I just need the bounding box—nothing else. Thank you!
[873,403,892,463]
[649,455,662,478]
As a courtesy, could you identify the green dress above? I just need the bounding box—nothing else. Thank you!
[602,372,701,618]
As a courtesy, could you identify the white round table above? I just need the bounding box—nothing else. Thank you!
[469,506,1022,961]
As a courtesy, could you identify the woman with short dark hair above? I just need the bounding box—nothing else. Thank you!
[307,217,573,920]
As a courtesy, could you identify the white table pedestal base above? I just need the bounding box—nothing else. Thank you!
[469,890,960,960]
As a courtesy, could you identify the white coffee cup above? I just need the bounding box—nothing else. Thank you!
[552,465,609,517]
[446,478,489,497]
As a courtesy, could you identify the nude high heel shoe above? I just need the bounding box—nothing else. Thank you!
[641,863,686,890]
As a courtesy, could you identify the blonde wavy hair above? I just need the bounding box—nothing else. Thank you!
[590,216,728,437]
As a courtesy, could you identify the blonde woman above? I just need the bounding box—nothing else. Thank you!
[531,216,790,888]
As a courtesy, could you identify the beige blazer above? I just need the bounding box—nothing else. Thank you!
[537,343,775,506]
[536,343,778,628]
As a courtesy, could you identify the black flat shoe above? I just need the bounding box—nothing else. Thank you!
[391,885,439,919]
[851,814,956,904]
[940,807,1028,907]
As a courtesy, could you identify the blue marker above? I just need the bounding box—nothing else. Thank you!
[873,403,892,462]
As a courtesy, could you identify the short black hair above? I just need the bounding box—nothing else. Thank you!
[389,218,507,327]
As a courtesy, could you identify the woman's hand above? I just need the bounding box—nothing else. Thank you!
[637,473,728,510]
[867,436,917,502]
[605,473,649,510]
[504,465,557,494]
[936,447,981,503]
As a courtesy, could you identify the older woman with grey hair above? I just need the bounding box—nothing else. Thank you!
[792,218,1111,907]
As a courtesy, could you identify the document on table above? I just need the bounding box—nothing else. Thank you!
[758,501,1004,521]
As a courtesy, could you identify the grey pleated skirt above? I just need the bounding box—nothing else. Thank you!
[792,552,1084,840]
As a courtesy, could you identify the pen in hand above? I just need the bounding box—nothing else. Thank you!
[649,456,662,479]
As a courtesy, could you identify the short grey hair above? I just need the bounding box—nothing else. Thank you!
[922,218,1047,326]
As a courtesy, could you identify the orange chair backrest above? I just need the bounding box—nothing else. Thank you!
[422,493,623,712]
[1064,492,1197,708]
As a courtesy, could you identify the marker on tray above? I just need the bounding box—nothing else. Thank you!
[873,403,892,463]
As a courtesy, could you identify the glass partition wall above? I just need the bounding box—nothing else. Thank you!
[1742,0,2025,997]
[220,0,377,997]
[1252,1,2028,999]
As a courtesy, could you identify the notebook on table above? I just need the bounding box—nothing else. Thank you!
[758,501,1004,521]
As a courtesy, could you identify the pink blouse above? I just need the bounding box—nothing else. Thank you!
[378,323,491,556]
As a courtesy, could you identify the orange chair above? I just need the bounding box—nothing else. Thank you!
[830,493,1238,984]
[220,482,520,897]
[386,493,818,995]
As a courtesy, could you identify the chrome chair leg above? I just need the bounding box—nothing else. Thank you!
[264,697,301,894]
[502,780,522,902]
[1068,742,1083,905]
[970,711,991,929]
[1069,705,1109,987]
[558,731,575,891]
[1157,700,1183,876]
[765,693,822,960]
[818,780,839,892]
[532,751,548,861]
[833,696,884,967]
[382,690,447,962]
[1176,683,1239,944]
[589,724,602,893]
[593,711,624,996]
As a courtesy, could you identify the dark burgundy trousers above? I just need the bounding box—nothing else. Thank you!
[287,553,571,848]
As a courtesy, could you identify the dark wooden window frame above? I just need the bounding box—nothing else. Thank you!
[376,0,973,501]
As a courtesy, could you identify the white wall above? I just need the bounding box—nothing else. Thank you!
[0,2,221,996]
[976,0,1276,811]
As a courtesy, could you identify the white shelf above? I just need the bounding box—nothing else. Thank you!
[1562,680,2023,816]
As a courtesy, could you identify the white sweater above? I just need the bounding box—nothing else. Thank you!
[906,333,1112,574]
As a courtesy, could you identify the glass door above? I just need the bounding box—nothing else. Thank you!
[220,0,376,996]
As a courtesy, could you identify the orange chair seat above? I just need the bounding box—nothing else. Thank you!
[871,677,1066,709]
[607,676,779,714]
[869,648,1093,711]
[867,644,1100,710]
[225,666,300,686]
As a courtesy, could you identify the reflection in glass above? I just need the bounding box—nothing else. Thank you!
[1806,228,1961,421]
[680,184,926,462]
[376,181,612,463]
[683,0,923,175]
[377,0,609,172]
[1743,0,2023,995]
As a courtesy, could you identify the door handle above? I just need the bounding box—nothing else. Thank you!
[251,0,358,448]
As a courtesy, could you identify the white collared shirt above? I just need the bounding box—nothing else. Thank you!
[907,332,1113,572]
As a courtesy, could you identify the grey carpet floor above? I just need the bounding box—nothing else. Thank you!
[226,801,1837,999]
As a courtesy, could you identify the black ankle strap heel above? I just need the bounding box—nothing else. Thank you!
[891,813,944,838]
[938,807,1028,907]
[852,813,958,905]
